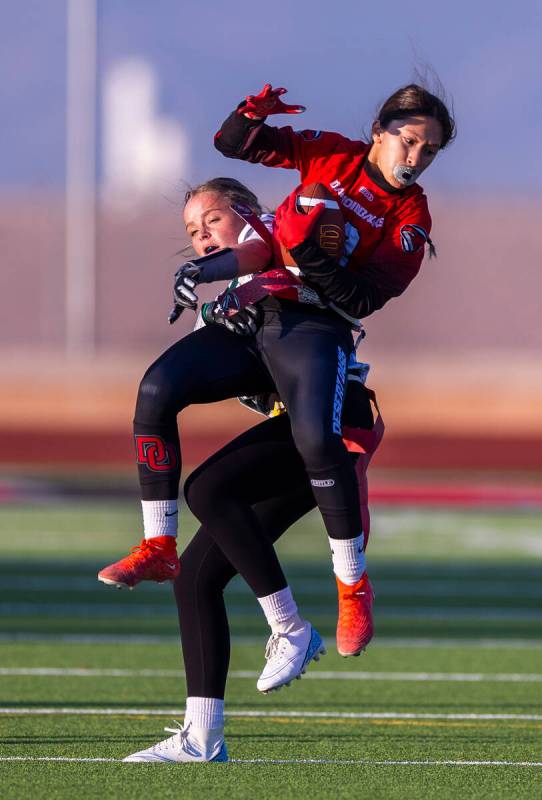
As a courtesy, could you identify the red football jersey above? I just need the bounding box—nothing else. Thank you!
[216,115,433,303]
[250,125,431,276]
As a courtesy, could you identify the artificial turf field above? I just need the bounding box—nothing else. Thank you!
[0,500,541,798]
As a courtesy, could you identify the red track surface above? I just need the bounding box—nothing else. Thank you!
[2,427,541,472]
[2,428,541,508]
[369,482,542,508]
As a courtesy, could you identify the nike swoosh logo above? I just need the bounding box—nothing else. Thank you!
[165,511,178,517]
[165,562,178,569]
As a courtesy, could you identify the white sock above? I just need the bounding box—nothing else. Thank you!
[329,534,365,585]
[184,697,224,756]
[257,587,304,634]
[141,500,178,539]
[185,696,224,729]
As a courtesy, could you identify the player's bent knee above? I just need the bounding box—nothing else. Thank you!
[184,466,231,522]
[134,369,186,424]
[292,426,345,471]
[183,468,212,515]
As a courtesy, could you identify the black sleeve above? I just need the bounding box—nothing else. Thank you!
[213,106,266,159]
[214,105,302,168]
[289,240,416,319]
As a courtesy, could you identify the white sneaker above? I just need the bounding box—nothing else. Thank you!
[257,622,326,694]
[123,721,228,763]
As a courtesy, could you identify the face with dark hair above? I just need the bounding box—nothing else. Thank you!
[368,115,443,190]
[184,191,246,256]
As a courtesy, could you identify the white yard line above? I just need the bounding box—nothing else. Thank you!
[230,758,542,766]
[0,756,117,763]
[4,576,542,598]
[0,708,540,721]
[1,603,541,623]
[2,667,542,683]
[0,756,541,766]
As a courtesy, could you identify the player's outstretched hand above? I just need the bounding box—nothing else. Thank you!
[274,190,325,251]
[202,301,262,336]
[240,84,306,120]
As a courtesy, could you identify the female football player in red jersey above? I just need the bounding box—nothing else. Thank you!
[213,81,455,317]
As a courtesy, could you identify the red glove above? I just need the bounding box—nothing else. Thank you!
[274,190,325,251]
[239,84,306,120]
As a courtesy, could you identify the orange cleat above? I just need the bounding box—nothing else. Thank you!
[335,572,375,656]
[98,536,179,590]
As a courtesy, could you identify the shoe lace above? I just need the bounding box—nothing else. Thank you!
[155,720,188,753]
[123,539,160,567]
[126,539,174,566]
[264,632,288,662]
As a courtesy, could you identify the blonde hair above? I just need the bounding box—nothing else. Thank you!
[184,177,262,214]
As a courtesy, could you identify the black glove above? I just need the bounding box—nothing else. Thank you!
[201,301,262,336]
[168,249,240,325]
[290,239,399,320]
[167,263,201,324]
[174,263,201,308]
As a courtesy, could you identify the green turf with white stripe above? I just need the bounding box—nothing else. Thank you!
[0,501,540,798]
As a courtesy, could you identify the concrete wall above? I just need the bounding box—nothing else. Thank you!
[2,193,540,354]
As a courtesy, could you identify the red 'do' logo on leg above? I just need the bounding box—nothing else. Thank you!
[135,435,178,472]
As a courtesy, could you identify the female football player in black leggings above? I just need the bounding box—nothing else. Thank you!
[115,177,386,764]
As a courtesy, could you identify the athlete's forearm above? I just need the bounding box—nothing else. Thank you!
[214,107,265,159]
[180,239,271,288]
[290,240,414,319]
[214,107,297,168]
[233,239,273,277]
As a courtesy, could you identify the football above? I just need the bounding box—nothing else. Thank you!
[278,182,345,267]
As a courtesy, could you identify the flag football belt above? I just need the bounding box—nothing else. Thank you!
[342,389,385,456]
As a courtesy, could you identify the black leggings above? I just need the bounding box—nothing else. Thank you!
[174,384,375,699]
[134,302,361,546]
[175,414,326,699]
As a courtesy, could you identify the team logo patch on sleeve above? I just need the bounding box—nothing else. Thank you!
[295,129,322,141]
[400,223,428,253]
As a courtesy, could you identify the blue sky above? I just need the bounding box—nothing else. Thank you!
[2,0,541,200]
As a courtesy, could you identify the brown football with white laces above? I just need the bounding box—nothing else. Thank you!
[279,182,345,267]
